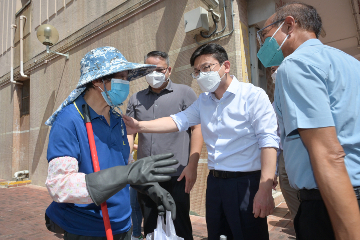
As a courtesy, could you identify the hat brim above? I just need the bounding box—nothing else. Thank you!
[77,62,156,88]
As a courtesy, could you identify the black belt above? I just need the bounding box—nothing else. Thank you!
[210,170,260,179]
[299,186,360,201]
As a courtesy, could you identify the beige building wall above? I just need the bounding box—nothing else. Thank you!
[0,0,249,216]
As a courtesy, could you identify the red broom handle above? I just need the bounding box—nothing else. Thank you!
[83,104,113,240]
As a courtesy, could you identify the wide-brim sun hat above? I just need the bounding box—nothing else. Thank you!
[45,46,156,126]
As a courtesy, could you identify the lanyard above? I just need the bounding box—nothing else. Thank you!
[73,102,125,137]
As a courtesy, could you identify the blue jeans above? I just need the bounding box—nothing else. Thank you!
[130,187,143,237]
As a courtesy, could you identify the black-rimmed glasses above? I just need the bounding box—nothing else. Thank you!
[190,62,220,79]
[257,19,285,46]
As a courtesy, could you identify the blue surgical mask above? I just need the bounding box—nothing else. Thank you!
[257,21,288,68]
[100,79,129,107]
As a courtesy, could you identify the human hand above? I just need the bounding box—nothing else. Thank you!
[86,153,178,206]
[123,115,140,135]
[253,182,275,218]
[177,163,197,193]
[133,183,177,220]
[128,153,178,185]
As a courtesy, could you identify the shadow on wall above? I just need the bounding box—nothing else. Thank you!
[31,52,69,176]
[31,90,55,174]
[155,0,187,53]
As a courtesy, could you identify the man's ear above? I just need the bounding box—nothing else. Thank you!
[284,16,296,35]
[224,60,231,74]
[167,66,172,76]
[92,79,103,88]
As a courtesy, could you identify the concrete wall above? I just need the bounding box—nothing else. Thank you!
[0,0,248,216]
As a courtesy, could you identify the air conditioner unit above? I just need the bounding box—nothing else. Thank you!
[201,0,219,9]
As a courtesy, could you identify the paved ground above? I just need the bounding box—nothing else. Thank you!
[0,184,295,240]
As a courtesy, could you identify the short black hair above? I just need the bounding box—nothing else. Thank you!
[273,2,322,38]
[144,51,170,66]
[190,43,228,66]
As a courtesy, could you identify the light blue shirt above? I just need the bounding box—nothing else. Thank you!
[274,39,360,190]
[171,76,279,172]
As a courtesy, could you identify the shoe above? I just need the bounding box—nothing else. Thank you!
[131,234,144,240]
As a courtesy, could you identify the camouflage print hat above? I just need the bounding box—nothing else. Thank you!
[45,46,156,126]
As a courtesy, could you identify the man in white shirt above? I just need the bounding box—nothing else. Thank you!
[123,43,279,240]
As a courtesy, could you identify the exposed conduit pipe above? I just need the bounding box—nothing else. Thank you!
[2,0,162,87]
[214,0,227,35]
[10,24,23,85]
[350,0,360,47]
[20,16,29,79]
[24,0,163,73]
[195,0,234,45]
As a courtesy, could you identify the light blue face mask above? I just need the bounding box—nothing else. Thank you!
[257,21,289,68]
[101,79,130,107]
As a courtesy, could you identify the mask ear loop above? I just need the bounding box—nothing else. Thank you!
[269,21,289,51]
[277,34,289,51]
[270,21,285,41]
[217,63,226,79]
[102,79,125,137]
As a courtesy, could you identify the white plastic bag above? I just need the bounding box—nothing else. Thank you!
[146,211,184,240]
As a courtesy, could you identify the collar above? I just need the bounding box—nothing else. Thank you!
[209,75,239,101]
[295,38,323,52]
[74,94,120,121]
[145,79,174,95]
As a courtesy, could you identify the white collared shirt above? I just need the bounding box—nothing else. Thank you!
[171,76,279,172]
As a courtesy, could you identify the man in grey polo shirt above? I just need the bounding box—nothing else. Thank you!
[126,51,203,240]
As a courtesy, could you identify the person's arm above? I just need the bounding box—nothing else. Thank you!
[177,124,203,193]
[46,157,93,204]
[123,96,202,135]
[123,115,179,134]
[253,147,277,218]
[248,89,279,218]
[299,127,360,240]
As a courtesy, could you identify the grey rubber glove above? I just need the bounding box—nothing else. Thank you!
[85,153,177,206]
[132,183,176,220]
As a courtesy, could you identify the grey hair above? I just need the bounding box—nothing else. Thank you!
[272,2,322,38]
[144,51,170,66]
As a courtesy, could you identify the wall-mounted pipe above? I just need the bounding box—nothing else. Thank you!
[10,24,23,85]
[195,0,234,45]
[20,16,29,79]
[14,170,29,181]
[24,0,164,74]
[214,0,227,35]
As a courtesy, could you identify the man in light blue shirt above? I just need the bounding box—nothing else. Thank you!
[258,2,360,240]
[124,43,279,240]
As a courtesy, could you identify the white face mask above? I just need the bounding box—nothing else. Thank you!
[196,64,225,93]
[271,69,277,84]
[145,70,167,89]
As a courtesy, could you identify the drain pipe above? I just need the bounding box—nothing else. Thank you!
[19,16,29,79]
[14,170,29,181]
[10,24,23,85]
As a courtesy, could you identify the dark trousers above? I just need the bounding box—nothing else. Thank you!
[206,172,269,240]
[294,195,360,240]
[137,176,193,240]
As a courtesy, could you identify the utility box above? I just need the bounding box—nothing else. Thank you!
[184,7,209,35]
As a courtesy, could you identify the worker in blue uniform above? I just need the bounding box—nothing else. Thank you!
[44,46,178,240]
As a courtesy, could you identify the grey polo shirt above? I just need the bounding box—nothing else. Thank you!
[126,79,198,176]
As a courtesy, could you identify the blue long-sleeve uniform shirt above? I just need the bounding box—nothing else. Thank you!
[46,94,131,237]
